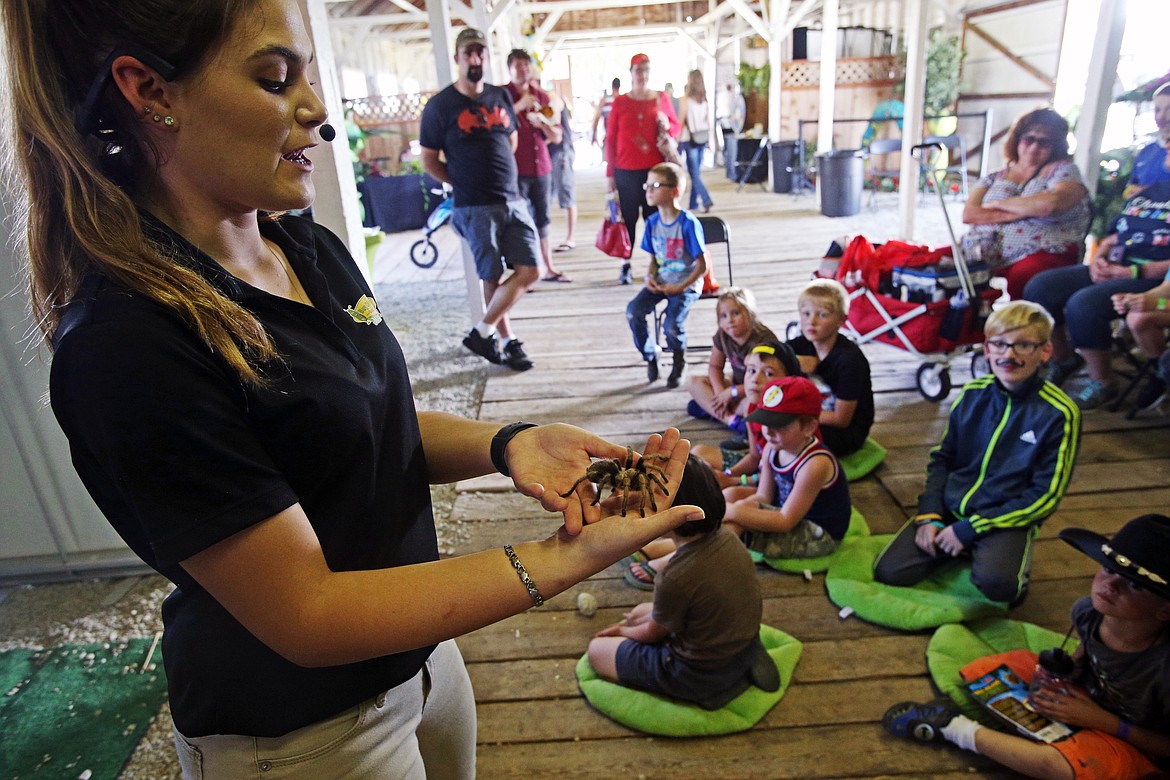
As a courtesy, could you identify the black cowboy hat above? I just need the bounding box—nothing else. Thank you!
[1059,514,1170,601]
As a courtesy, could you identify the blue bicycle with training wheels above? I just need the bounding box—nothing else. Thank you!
[409,183,453,268]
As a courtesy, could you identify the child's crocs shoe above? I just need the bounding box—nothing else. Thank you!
[727,415,747,437]
[882,701,957,743]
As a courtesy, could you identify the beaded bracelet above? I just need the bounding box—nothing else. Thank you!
[503,544,544,608]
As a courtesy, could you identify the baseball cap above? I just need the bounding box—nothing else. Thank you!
[455,28,487,52]
[745,376,823,428]
[749,340,801,379]
[630,53,650,68]
[1059,514,1170,601]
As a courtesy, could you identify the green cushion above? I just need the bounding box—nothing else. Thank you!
[752,507,870,574]
[824,535,1007,630]
[576,625,801,736]
[841,437,887,482]
[926,619,1078,725]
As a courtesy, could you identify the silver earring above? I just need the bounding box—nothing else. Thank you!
[163,116,175,127]
[142,106,152,115]
[152,114,161,122]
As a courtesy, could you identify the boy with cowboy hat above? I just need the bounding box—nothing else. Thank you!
[884,513,1170,779]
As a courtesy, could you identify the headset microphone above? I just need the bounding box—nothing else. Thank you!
[319,123,336,142]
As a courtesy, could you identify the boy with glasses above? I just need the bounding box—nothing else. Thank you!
[625,162,708,387]
[873,301,1082,605]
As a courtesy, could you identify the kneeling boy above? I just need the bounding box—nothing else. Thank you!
[873,301,1081,604]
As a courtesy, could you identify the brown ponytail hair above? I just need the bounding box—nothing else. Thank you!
[1,0,278,386]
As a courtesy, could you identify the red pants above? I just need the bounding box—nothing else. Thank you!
[998,250,1078,301]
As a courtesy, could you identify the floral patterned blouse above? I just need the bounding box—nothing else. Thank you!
[962,159,1090,268]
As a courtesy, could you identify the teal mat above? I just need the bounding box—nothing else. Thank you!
[0,638,168,780]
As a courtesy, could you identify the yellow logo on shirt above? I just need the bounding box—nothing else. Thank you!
[345,295,383,325]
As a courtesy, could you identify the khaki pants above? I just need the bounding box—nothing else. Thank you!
[173,640,476,779]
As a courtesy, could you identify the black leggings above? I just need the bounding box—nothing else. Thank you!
[613,167,655,261]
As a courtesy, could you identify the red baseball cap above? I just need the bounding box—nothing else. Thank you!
[630,53,650,67]
[745,376,823,427]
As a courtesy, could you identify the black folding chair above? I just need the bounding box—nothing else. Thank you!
[699,215,733,287]
[865,137,902,210]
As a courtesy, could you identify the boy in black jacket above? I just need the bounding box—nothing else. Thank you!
[873,301,1081,604]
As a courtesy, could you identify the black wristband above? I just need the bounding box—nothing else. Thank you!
[490,422,538,477]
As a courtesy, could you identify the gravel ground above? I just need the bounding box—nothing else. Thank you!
[0,277,484,779]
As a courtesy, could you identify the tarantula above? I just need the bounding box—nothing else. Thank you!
[559,447,671,517]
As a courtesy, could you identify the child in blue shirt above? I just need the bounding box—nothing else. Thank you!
[626,162,708,389]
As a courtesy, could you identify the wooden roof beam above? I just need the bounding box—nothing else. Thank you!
[517,0,689,12]
[965,20,1055,89]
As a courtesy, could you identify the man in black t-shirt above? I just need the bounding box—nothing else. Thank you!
[420,28,540,371]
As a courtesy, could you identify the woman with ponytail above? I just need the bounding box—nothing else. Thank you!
[1,0,698,775]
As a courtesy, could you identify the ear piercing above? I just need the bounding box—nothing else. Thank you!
[143,106,175,126]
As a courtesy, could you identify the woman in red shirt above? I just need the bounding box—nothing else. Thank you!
[605,53,680,284]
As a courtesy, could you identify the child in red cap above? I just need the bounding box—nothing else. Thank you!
[724,376,852,559]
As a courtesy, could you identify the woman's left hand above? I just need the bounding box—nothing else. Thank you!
[504,424,628,532]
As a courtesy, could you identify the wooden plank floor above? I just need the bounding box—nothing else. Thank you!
[373,165,1170,779]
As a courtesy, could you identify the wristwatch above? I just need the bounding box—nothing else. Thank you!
[730,385,739,399]
[490,422,538,477]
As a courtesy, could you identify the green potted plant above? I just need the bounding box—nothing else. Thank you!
[924,29,964,135]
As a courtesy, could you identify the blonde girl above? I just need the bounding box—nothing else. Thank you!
[685,287,776,427]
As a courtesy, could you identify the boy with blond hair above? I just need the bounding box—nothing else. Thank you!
[873,301,1081,604]
[789,278,874,457]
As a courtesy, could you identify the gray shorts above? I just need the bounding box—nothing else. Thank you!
[516,175,551,236]
[549,146,576,208]
[451,200,540,281]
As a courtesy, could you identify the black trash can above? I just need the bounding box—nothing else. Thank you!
[771,140,799,193]
[816,149,866,217]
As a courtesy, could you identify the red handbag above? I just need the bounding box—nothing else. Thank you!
[595,197,633,259]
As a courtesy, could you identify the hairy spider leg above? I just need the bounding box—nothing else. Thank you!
[644,470,670,498]
[559,474,596,499]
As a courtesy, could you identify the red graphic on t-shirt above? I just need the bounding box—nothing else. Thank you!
[665,237,684,259]
[457,106,512,135]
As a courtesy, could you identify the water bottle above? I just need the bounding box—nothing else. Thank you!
[1029,647,1075,700]
[939,289,969,341]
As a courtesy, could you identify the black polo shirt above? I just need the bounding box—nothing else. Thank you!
[50,214,437,737]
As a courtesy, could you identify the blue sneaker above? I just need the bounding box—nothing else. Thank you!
[1073,379,1119,412]
[882,701,956,743]
[686,400,712,420]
